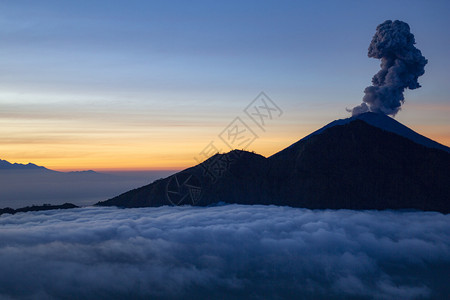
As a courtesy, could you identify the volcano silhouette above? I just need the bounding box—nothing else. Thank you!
[97,112,450,213]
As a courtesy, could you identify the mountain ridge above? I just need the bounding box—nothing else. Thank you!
[0,159,102,175]
[0,203,79,216]
[0,159,51,171]
[98,112,450,213]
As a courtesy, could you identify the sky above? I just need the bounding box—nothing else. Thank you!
[1,0,449,171]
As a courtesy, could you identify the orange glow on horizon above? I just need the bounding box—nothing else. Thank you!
[2,102,449,172]
[6,129,449,173]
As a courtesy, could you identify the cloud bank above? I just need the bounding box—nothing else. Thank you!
[0,205,449,299]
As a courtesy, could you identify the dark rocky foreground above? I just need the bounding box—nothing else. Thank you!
[0,203,78,216]
[97,113,450,213]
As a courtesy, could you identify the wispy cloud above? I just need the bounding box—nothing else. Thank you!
[0,205,448,299]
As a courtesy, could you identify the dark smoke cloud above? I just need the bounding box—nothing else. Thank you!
[1,205,449,299]
[351,20,427,116]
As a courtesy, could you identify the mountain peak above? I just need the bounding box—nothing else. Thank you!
[288,112,449,154]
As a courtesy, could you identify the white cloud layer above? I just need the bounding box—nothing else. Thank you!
[0,205,449,299]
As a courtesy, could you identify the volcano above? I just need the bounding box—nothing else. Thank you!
[97,112,450,213]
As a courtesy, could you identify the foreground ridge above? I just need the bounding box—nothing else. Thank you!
[0,203,79,216]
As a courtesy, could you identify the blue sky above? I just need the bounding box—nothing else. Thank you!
[0,0,449,170]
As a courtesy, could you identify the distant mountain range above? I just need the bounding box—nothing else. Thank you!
[0,160,173,209]
[0,159,51,171]
[0,159,99,175]
[98,112,450,213]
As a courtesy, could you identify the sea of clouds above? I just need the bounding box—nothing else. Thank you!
[0,204,449,299]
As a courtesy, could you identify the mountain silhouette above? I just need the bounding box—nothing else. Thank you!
[0,159,102,175]
[0,159,51,171]
[97,112,450,213]
[0,203,78,216]
[0,160,170,209]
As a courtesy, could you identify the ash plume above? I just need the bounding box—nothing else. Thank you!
[350,20,427,116]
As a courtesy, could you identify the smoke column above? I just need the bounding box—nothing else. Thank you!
[350,20,427,116]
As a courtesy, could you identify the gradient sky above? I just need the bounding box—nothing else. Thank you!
[1,0,449,171]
